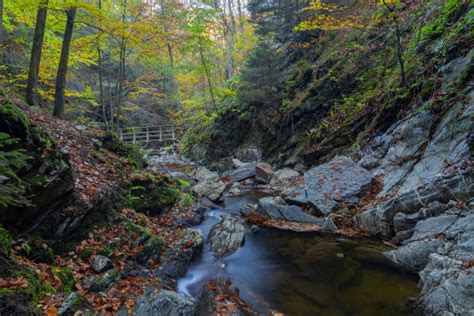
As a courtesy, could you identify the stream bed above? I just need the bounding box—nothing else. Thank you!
[177,195,419,316]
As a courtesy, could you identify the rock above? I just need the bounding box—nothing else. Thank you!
[232,158,250,169]
[58,292,90,316]
[130,289,197,316]
[156,229,204,285]
[192,177,226,201]
[270,168,299,184]
[304,156,375,216]
[197,279,259,316]
[235,147,261,163]
[281,185,308,206]
[208,216,245,256]
[255,162,273,184]
[137,237,163,264]
[256,202,321,224]
[321,218,338,233]
[384,239,445,272]
[228,182,243,196]
[193,167,218,182]
[199,197,219,209]
[353,169,473,237]
[92,255,112,273]
[258,196,285,205]
[229,162,257,182]
[240,203,258,217]
[89,269,121,293]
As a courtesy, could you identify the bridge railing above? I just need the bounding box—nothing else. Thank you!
[118,125,178,145]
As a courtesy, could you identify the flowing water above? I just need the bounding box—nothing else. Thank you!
[177,194,419,316]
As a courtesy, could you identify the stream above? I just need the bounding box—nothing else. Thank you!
[177,193,419,316]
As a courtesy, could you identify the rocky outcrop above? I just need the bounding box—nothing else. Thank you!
[208,216,245,256]
[304,156,375,216]
[124,289,197,316]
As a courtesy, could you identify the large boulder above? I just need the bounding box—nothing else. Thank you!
[228,162,257,182]
[192,177,226,201]
[208,216,245,256]
[304,156,375,216]
[255,162,273,184]
[192,167,219,182]
[127,289,197,316]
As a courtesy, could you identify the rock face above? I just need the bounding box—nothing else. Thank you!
[192,177,226,201]
[256,162,273,184]
[129,289,197,316]
[92,255,112,273]
[208,216,245,256]
[255,202,321,224]
[304,156,375,216]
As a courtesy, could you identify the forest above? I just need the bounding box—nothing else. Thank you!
[0,0,473,315]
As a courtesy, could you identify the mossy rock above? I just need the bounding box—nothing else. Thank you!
[125,175,180,214]
[100,131,146,168]
[89,269,121,293]
[137,236,163,264]
[57,292,91,316]
[53,267,76,294]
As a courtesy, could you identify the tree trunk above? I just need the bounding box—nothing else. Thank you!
[96,0,108,129]
[226,0,235,79]
[236,0,243,31]
[53,7,77,118]
[167,43,180,106]
[26,0,48,106]
[0,0,4,64]
[198,36,218,114]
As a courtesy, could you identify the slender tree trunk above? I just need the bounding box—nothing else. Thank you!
[114,0,127,127]
[198,36,218,114]
[226,0,235,80]
[53,7,77,118]
[0,0,5,65]
[167,43,180,106]
[26,0,48,106]
[236,0,243,31]
[96,0,108,129]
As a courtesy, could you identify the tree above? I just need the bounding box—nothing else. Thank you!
[53,6,77,118]
[295,0,407,87]
[26,0,48,107]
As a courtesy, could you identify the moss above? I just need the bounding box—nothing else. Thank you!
[89,269,121,293]
[53,267,76,294]
[99,246,113,257]
[79,246,94,261]
[0,225,12,256]
[100,132,146,168]
[137,236,164,263]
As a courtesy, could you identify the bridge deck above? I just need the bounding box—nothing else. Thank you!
[118,125,178,145]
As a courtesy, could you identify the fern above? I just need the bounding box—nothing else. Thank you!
[0,132,32,207]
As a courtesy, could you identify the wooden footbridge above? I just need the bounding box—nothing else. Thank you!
[118,125,179,146]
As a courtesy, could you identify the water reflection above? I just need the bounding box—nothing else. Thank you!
[177,195,419,316]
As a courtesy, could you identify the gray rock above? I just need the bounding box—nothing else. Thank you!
[208,216,245,256]
[192,177,225,201]
[270,168,299,184]
[232,158,250,169]
[321,217,338,233]
[240,203,257,217]
[229,162,257,182]
[137,237,163,264]
[258,196,285,205]
[385,239,444,272]
[89,269,121,293]
[228,182,243,196]
[131,289,197,316]
[304,156,375,216]
[58,292,90,315]
[256,202,321,224]
[92,255,112,273]
[256,162,273,184]
[193,167,218,182]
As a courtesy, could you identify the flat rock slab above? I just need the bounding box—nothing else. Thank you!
[256,202,320,224]
[229,162,257,182]
[192,177,225,201]
[304,156,375,215]
[256,162,273,184]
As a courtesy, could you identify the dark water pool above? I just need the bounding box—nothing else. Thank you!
[178,196,419,316]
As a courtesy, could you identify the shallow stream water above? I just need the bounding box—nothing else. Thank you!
[177,194,419,316]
